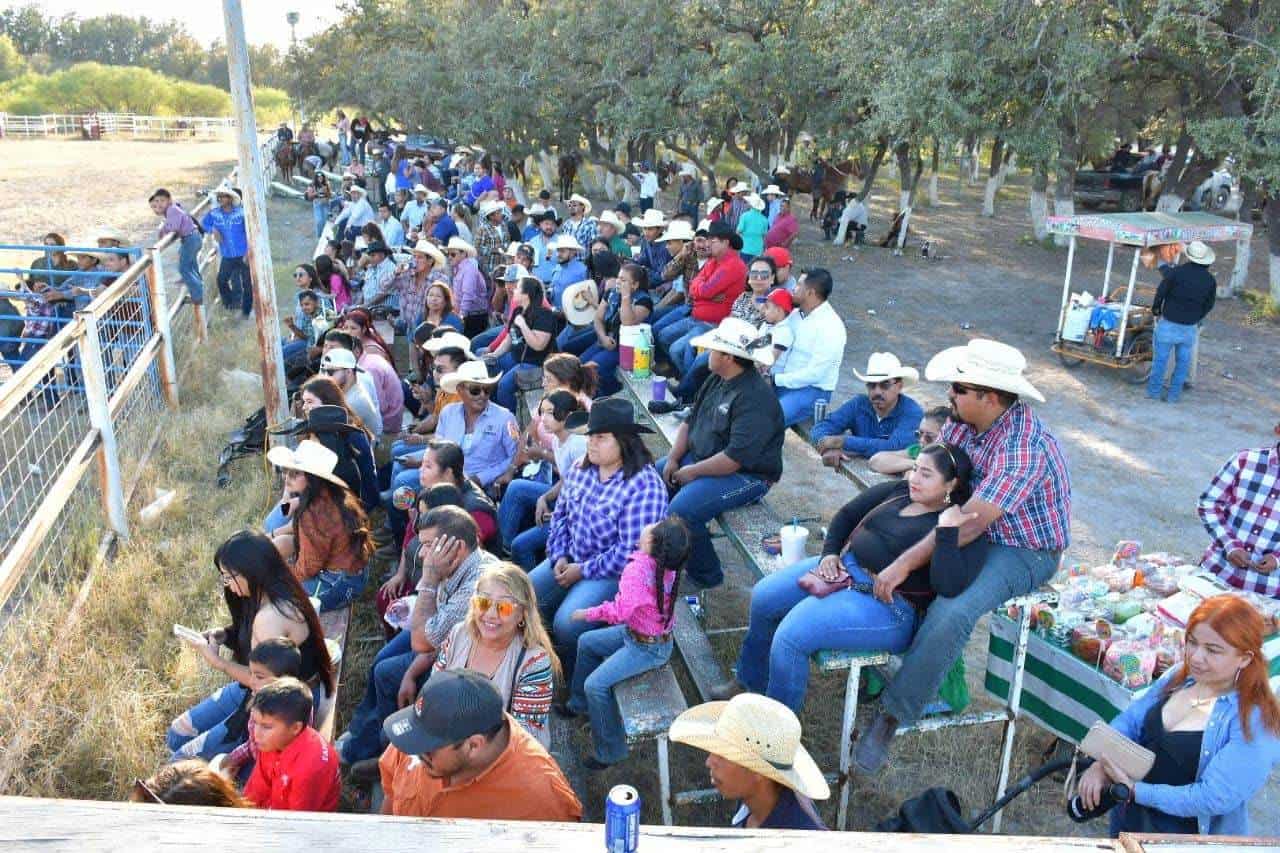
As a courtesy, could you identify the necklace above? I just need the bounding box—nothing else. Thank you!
[1186,686,1222,709]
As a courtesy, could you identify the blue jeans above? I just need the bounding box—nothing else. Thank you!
[674,351,711,401]
[557,325,596,356]
[178,231,205,304]
[498,478,551,554]
[580,343,621,395]
[313,201,329,237]
[650,303,689,334]
[167,682,249,761]
[340,629,419,763]
[1146,319,1197,402]
[302,568,367,612]
[569,624,673,764]
[529,558,620,678]
[776,386,830,428]
[472,326,502,353]
[668,322,711,376]
[882,543,1060,724]
[510,524,548,571]
[264,502,288,534]
[736,555,918,711]
[656,454,772,588]
[655,314,702,354]
[216,256,252,315]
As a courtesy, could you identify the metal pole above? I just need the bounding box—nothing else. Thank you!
[77,310,129,541]
[1055,235,1076,340]
[1100,240,1115,301]
[221,0,289,432]
[1115,247,1141,359]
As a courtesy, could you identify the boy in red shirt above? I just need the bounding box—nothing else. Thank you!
[244,678,341,812]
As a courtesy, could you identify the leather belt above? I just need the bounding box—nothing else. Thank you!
[628,627,672,645]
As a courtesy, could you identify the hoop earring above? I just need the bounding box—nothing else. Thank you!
[1235,667,1243,687]
[517,621,526,631]
[943,491,952,506]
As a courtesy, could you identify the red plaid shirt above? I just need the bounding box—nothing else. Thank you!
[1197,443,1280,597]
[940,403,1071,552]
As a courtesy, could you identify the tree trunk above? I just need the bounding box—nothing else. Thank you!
[1052,123,1079,246]
[895,141,913,212]
[856,138,889,202]
[1266,195,1280,305]
[1029,167,1049,241]
[982,138,1005,217]
[927,143,940,206]
[535,150,556,192]
[895,153,925,252]
[724,136,770,184]
[585,134,641,196]
[996,151,1017,190]
[665,137,717,201]
[969,138,982,184]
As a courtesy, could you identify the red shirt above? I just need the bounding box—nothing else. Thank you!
[244,726,341,812]
[687,251,747,323]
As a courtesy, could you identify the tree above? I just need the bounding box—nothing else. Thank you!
[0,32,26,83]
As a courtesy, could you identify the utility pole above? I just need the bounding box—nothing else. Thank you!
[222,0,289,432]
[286,12,301,128]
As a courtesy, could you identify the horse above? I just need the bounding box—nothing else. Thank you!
[274,141,297,183]
[557,152,580,200]
[781,159,861,219]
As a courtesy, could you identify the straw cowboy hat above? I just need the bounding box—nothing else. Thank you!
[657,221,697,243]
[567,193,593,215]
[439,360,499,393]
[411,239,447,267]
[729,180,752,195]
[745,193,766,211]
[445,236,477,258]
[266,439,351,489]
[551,234,585,254]
[853,352,919,386]
[598,210,625,232]
[679,163,698,178]
[421,330,474,359]
[560,280,597,326]
[925,338,1045,403]
[93,227,130,247]
[478,199,507,220]
[348,185,368,197]
[636,209,668,229]
[689,317,775,366]
[413,184,430,195]
[1184,240,1215,265]
[212,184,242,204]
[670,694,830,801]
[761,184,785,197]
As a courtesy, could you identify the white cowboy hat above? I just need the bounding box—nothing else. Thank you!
[679,164,698,177]
[656,221,697,243]
[439,359,499,393]
[567,193,593,215]
[670,694,830,801]
[551,234,584,254]
[745,193,766,211]
[266,439,351,489]
[636,209,668,229]
[212,184,242,203]
[421,330,474,358]
[560,280,597,326]
[92,227,130,246]
[528,202,548,215]
[775,165,791,175]
[925,338,1044,403]
[598,210,625,232]
[445,237,477,258]
[761,184,785,196]
[689,317,775,365]
[502,242,525,257]
[411,239,447,267]
[853,352,919,387]
[478,199,507,220]
[705,199,722,214]
[729,181,752,194]
[1184,241,1215,265]
[348,185,367,196]
[413,183,430,195]
[454,145,472,154]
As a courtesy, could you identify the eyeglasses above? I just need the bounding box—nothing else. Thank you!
[865,379,897,391]
[950,382,982,396]
[472,594,518,619]
[217,568,238,585]
[748,270,773,279]
[462,383,491,396]
[916,429,940,444]
[293,271,306,278]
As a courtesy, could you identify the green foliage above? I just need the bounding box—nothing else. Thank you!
[0,32,25,82]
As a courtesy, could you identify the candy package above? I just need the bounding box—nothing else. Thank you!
[1071,620,1114,665]
[1112,541,1142,568]
[1104,640,1158,689]
[1142,568,1181,598]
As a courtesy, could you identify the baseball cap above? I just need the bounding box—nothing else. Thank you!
[319,349,363,372]
[763,246,793,268]
[767,288,794,313]
[384,669,506,755]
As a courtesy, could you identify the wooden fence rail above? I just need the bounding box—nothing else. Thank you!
[0,112,237,139]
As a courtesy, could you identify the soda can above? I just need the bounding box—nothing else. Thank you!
[812,398,828,424]
[605,784,641,853]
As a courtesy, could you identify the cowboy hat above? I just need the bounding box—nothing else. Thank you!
[269,404,360,437]
[421,330,474,359]
[729,181,752,194]
[212,184,242,203]
[925,338,1044,403]
[689,317,775,365]
[502,263,530,283]
[501,242,525,257]
[565,396,653,435]
[775,165,791,175]
[598,210,625,232]
[92,227,130,247]
[478,199,506,220]
[705,220,744,252]
[560,280,597,326]
[445,237,477,257]
[266,439,351,490]
[679,164,698,177]
[348,185,367,197]
[1184,240,1215,265]
[636,209,668,229]
[551,234,585,254]
[411,239,447,267]
[656,221,696,243]
[705,199,722,215]
[567,193,593,215]
[412,183,430,195]
[761,184,785,196]
[365,240,390,257]
[454,145,472,154]
[439,360,499,393]
[853,352,919,387]
[745,193,766,211]
[670,694,829,801]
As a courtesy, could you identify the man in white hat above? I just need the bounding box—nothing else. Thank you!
[320,347,382,437]
[635,161,660,213]
[546,234,589,308]
[335,184,375,240]
[474,199,509,280]
[1147,240,1216,402]
[723,180,752,230]
[670,693,829,830]
[677,165,705,219]
[199,185,252,316]
[853,338,1070,774]
[659,318,784,588]
[596,210,629,256]
[560,194,597,249]
[401,185,432,236]
[760,184,786,226]
[811,352,924,468]
[635,209,672,283]
[771,268,846,427]
[436,361,518,488]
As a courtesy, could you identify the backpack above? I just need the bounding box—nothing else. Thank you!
[875,788,971,834]
[216,408,268,488]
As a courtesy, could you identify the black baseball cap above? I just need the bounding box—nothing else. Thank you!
[383,669,505,755]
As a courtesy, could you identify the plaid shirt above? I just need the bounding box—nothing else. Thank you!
[941,402,1071,551]
[1197,443,1280,596]
[475,221,507,280]
[560,215,597,250]
[546,462,668,580]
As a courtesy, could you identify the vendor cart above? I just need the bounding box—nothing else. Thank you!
[1046,212,1251,385]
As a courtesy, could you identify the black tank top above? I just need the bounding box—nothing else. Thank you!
[1118,693,1202,834]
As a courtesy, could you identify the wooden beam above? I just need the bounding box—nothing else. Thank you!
[77,309,128,540]
[144,247,179,409]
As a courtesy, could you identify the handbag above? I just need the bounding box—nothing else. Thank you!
[797,490,908,598]
[1079,721,1155,781]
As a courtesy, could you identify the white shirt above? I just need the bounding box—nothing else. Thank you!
[552,432,588,477]
[338,196,374,230]
[379,216,406,248]
[773,300,845,391]
[841,199,869,228]
[639,171,659,198]
[345,380,383,436]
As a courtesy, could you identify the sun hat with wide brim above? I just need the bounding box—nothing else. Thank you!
[924,338,1044,403]
[657,221,697,243]
[567,193,593,215]
[729,181,752,194]
[670,694,830,801]
[761,184,785,196]
[92,227,131,246]
[421,330,474,358]
[478,199,507,220]
[1184,240,1215,265]
[636,209,668,229]
[212,184,242,204]
[560,280,597,326]
[439,359,499,393]
[598,210,625,232]
[411,239,447,267]
[445,237,477,258]
[412,183,430,195]
[689,317,775,366]
[551,234,585,254]
[745,193,766,211]
[853,352,919,387]
[565,397,653,435]
[266,439,351,490]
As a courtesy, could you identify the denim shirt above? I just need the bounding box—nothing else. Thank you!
[435,401,519,487]
[810,393,923,456]
[1108,670,1280,836]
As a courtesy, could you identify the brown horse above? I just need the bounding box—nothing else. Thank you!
[780,159,861,219]
[274,141,297,183]
[557,153,580,200]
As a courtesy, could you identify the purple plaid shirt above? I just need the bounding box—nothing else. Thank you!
[546,461,668,580]
[1197,443,1280,597]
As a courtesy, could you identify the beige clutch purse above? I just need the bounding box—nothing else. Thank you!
[1080,722,1155,781]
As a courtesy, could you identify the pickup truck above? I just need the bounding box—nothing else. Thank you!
[1074,151,1164,211]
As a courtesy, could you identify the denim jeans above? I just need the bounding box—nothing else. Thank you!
[510,524,548,571]
[340,629,420,763]
[498,478,551,554]
[302,568,367,613]
[216,256,252,315]
[167,682,249,760]
[557,325,596,356]
[776,386,830,428]
[668,322,711,376]
[674,351,711,401]
[529,558,620,679]
[178,231,205,304]
[736,555,918,711]
[471,325,502,353]
[580,343,621,395]
[655,314,703,355]
[881,543,1059,724]
[1146,319,1198,402]
[650,303,690,335]
[656,454,772,588]
[569,624,673,764]
[313,201,329,238]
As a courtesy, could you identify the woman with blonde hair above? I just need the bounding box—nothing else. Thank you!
[431,562,560,748]
[131,759,251,808]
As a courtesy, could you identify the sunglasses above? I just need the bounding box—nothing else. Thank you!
[865,379,897,391]
[950,382,982,396]
[472,594,518,619]
[915,429,940,443]
[462,383,491,396]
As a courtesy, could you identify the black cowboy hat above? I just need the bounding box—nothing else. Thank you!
[366,240,390,256]
[566,397,653,435]
[270,404,360,436]
[706,220,744,251]
[534,210,560,225]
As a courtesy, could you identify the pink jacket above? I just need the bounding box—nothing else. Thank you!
[581,551,676,637]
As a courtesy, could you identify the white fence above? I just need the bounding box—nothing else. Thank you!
[0,112,237,139]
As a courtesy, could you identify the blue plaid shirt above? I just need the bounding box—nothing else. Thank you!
[546,462,668,579]
[560,215,597,250]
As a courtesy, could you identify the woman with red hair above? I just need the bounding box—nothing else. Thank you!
[341,306,397,371]
[1079,594,1280,836]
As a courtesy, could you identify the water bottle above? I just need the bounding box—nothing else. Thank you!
[812,398,828,425]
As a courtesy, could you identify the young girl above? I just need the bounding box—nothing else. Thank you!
[562,517,691,769]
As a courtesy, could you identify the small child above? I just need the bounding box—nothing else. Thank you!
[562,518,691,769]
[218,638,304,779]
[243,677,340,812]
[760,288,794,371]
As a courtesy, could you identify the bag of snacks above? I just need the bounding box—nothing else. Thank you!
[1104,639,1158,689]
[1071,620,1114,665]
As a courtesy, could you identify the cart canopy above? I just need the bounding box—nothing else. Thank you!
[1046,212,1252,247]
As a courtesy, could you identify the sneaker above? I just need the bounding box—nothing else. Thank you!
[349,757,381,785]
[672,406,692,422]
[707,679,746,701]
[648,400,680,415]
[852,709,899,774]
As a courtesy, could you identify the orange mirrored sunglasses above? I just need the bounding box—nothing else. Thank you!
[471,594,518,619]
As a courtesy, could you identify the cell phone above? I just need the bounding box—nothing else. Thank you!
[279,500,291,517]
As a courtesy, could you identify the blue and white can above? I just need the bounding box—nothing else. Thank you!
[605,784,641,853]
